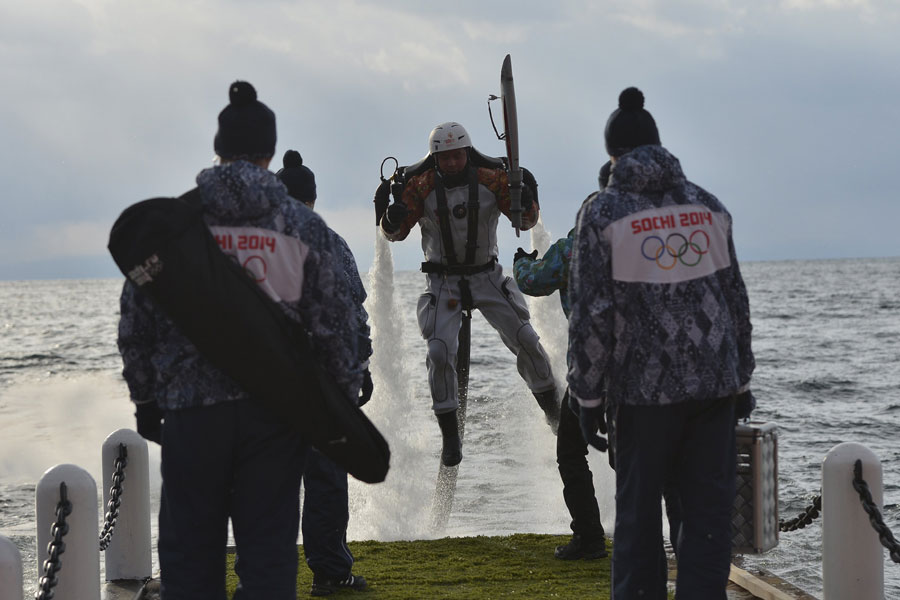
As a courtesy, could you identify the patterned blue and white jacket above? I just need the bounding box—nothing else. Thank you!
[332,232,372,367]
[567,145,754,408]
[513,228,575,318]
[118,161,363,411]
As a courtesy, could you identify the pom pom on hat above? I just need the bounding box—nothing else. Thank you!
[618,87,645,111]
[214,80,277,161]
[604,86,660,158]
[276,149,317,204]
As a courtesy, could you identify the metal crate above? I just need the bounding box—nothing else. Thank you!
[732,421,779,554]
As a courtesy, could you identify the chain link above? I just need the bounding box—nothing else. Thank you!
[852,459,900,564]
[779,493,822,532]
[35,482,72,600]
[99,443,128,551]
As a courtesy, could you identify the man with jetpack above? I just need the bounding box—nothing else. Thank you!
[114,81,385,599]
[374,122,559,467]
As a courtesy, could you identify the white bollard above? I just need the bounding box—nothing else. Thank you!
[0,534,23,600]
[101,429,151,581]
[822,442,884,599]
[35,464,100,600]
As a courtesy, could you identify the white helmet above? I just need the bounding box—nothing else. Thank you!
[428,122,471,154]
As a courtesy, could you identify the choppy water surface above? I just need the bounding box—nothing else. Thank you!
[1,255,898,598]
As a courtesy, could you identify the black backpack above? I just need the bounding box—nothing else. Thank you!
[108,189,390,483]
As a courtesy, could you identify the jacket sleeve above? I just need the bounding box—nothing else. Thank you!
[566,201,614,408]
[336,235,373,366]
[486,168,540,230]
[297,218,364,402]
[380,172,427,241]
[117,280,159,405]
[722,224,755,389]
[513,234,572,298]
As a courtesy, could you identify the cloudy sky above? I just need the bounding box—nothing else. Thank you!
[1,0,898,280]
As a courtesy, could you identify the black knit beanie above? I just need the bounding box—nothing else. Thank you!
[276,150,317,203]
[214,81,276,161]
[604,87,660,158]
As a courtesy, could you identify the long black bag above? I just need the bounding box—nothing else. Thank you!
[108,189,390,483]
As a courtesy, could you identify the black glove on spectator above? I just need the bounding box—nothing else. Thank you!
[513,247,538,264]
[735,390,755,421]
[569,394,608,452]
[135,401,163,444]
[359,369,374,407]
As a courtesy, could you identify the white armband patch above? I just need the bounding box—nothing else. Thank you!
[606,207,731,284]
[208,226,308,302]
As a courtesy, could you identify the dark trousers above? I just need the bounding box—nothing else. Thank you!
[158,400,308,600]
[557,395,605,540]
[302,448,354,579]
[611,397,736,600]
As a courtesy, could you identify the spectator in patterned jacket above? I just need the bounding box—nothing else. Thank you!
[567,87,755,599]
[513,165,612,562]
[277,149,370,596]
[377,121,559,467]
[117,81,361,600]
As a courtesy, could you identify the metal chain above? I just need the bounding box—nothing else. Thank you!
[852,459,900,564]
[35,482,73,600]
[779,493,822,532]
[99,443,128,551]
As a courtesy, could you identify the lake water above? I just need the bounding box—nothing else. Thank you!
[1,229,898,598]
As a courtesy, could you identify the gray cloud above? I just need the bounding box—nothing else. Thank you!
[0,0,897,279]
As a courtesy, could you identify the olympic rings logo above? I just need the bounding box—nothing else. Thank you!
[641,230,710,269]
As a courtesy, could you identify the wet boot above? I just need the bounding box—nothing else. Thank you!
[436,410,462,467]
[554,533,608,560]
[534,389,560,435]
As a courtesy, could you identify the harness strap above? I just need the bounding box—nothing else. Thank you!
[457,277,474,311]
[434,172,458,266]
[464,168,480,265]
[420,258,497,276]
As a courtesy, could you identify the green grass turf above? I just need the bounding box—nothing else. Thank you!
[225,533,613,599]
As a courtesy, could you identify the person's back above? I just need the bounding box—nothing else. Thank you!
[573,144,751,406]
[118,81,361,600]
[568,87,754,600]
[122,160,362,408]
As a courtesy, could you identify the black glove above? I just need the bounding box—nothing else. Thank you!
[520,184,535,213]
[373,180,391,226]
[383,202,409,231]
[569,394,608,452]
[359,369,374,407]
[735,390,755,421]
[522,168,538,212]
[135,401,163,444]
[513,247,538,264]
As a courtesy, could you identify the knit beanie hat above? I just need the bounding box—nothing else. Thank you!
[276,150,317,203]
[214,81,276,160]
[604,87,660,158]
